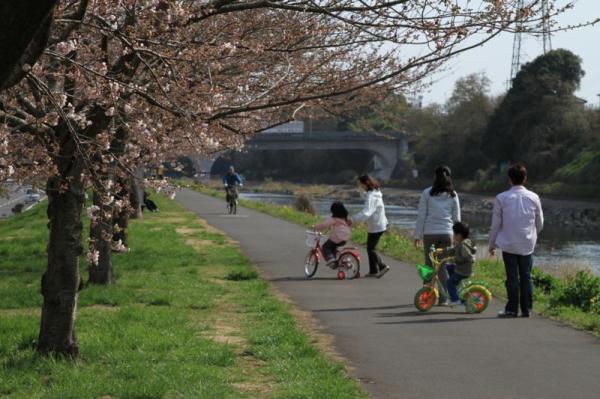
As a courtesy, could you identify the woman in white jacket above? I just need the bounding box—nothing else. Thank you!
[414,166,461,303]
[352,175,390,278]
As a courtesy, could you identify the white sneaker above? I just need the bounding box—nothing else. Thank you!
[448,300,462,307]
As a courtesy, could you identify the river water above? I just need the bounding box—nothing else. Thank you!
[240,192,600,275]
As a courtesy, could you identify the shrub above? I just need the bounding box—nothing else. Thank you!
[591,294,600,315]
[550,270,600,312]
[294,194,316,215]
[532,267,560,294]
[11,203,24,214]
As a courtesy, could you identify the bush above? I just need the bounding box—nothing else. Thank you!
[532,267,560,294]
[550,270,600,312]
[591,294,600,315]
[294,194,316,215]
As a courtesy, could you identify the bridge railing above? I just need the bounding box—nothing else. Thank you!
[250,130,401,142]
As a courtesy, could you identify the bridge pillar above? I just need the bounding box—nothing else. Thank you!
[368,143,403,180]
[188,155,217,179]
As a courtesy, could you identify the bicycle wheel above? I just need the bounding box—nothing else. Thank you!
[232,201,237,215]
[304,251,319,278]
[464,285,492,314]
[338,253,360,279]
[414,286,439,312]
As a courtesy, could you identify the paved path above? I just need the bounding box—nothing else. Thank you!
[176,189,600,399]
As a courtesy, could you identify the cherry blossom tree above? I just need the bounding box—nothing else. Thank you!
[0,0,571,357]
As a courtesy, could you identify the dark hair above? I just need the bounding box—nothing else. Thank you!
[430,166,456,197]
[330,201,349,220]
[508,162,527,185]
[452,221,470,239]
[358,175,381,191]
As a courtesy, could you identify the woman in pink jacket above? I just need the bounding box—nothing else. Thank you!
[313,201,352,266]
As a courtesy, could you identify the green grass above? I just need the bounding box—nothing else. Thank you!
[0,196,366,398]
[186,182,600,336]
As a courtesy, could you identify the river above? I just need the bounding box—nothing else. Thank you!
[240,192,600,275]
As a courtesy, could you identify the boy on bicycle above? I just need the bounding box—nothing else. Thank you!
[437,222,477,306]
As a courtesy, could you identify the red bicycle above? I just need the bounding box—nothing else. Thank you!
[304,231,361,280]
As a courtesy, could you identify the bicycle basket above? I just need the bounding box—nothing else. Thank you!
[416,264,435,282]
[305,231,323,247]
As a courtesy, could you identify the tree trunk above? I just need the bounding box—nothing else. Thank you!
[129,166,144,219]
[88,190,113,285]
[113,173,130,247]
[38,165,84,357]
[37,103,108,356]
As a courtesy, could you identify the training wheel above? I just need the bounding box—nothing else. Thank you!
[414,286,439,312]
[338,271,346,280]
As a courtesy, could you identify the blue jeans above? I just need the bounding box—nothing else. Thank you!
[502,252,533,315]
[446,264,467,302]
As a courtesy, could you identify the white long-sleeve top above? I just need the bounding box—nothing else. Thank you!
[488,185,544,256]
[352,189,388,233]
[414,187,461,239]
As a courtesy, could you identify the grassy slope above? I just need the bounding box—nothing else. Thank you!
[186,183,600,336]
[0,197,366,399]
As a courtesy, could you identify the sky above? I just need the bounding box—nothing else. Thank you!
[421,0,600,106]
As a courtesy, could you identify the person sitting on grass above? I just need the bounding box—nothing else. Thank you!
[313,201,352,266]
[437,221,477,307]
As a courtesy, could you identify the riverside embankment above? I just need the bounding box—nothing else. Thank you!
[234,181,600,274]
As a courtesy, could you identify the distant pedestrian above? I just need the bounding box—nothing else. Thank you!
[351,175,389,278]
[489,163,543,318]
[414,166,461,304]
[143,191,159,212]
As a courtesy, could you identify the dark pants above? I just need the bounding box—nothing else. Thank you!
[446,264,467,302]
[502,252,533,315]
[423,234,452,302]
[323,240,345,262]
[225,187,238,203]
[367,231,386,274]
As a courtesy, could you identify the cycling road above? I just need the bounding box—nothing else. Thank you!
[176,188,600,399]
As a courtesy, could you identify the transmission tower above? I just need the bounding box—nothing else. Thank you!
[541,0,553,53]
[509,0,525,84]
[509,0,553,86]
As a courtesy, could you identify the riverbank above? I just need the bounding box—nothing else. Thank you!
[199,179,600,273]
[184,182,600,336]
[0,196,365,398]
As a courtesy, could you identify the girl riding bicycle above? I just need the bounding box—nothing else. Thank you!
[313,201,352,266]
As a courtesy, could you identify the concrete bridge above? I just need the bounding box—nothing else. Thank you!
[191,130,407,180]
